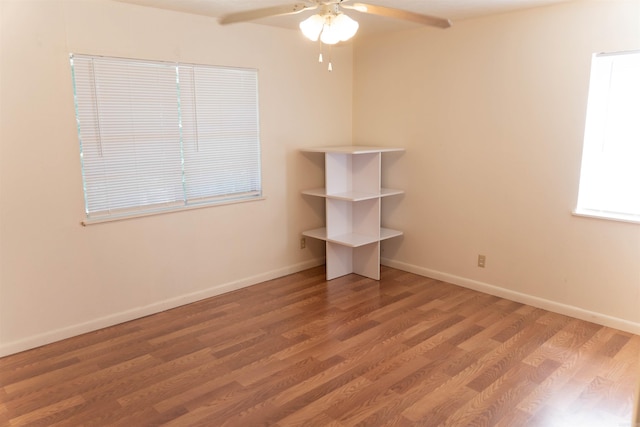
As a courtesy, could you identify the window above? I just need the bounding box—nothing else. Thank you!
[70,54,261,223]
[575,50,640,224]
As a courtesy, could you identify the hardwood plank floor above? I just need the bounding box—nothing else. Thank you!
[1,266,639,426]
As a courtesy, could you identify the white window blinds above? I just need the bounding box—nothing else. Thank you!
[71,54,261,221]
[179,65,261,203]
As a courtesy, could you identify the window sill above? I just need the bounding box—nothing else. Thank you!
[81,195,266,226]
[572,209,640,225]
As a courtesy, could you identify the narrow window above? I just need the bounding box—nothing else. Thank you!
[575,50,640,223]
[70,54,261,222]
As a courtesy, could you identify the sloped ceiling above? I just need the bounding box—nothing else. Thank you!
[113,0,575,35]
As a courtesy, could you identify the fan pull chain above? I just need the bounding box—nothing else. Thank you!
[316,42,333,72]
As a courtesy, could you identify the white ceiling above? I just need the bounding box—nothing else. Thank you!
[114,0,574,35]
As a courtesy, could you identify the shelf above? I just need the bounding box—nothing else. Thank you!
[302,188,404,201]
[302,227,402,248]
[302,146,405,155]
[380,228,403,241]
[304,228,377,247]
[301,227,328,241]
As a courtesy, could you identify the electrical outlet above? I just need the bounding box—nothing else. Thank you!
[300,237,306,249]
[478,255,486,268]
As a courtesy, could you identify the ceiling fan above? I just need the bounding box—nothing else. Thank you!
[219,1,451,46]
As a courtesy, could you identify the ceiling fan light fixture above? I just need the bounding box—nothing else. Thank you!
[319,17,341,44]
[221,2,450,72]
[332,13,359,42]
[299,14,324,41]
[300,12,359,45]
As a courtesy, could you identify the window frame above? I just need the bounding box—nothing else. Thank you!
[573,49,640,225]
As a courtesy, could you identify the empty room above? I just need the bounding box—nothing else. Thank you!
[1,0,639,425]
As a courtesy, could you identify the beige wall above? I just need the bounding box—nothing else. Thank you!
[354,0,640,332]
[2,0,639,357]
[0,0,351,355]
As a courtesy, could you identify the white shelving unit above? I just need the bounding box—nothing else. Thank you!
[301,146,405,280]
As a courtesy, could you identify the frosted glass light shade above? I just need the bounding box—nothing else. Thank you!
[333,14,359,42]
[300,14,324,41]
[300,12,359,45]
[320,22,341,45]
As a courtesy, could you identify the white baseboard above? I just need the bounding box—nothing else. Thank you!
[0,258,325,357]
[381,258,640,336]
[5,257,635,357]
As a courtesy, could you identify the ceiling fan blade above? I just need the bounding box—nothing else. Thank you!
[344,2,451,29]
[219,3,316,25]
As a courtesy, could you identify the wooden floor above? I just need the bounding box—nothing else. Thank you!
[1,266,639,426]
